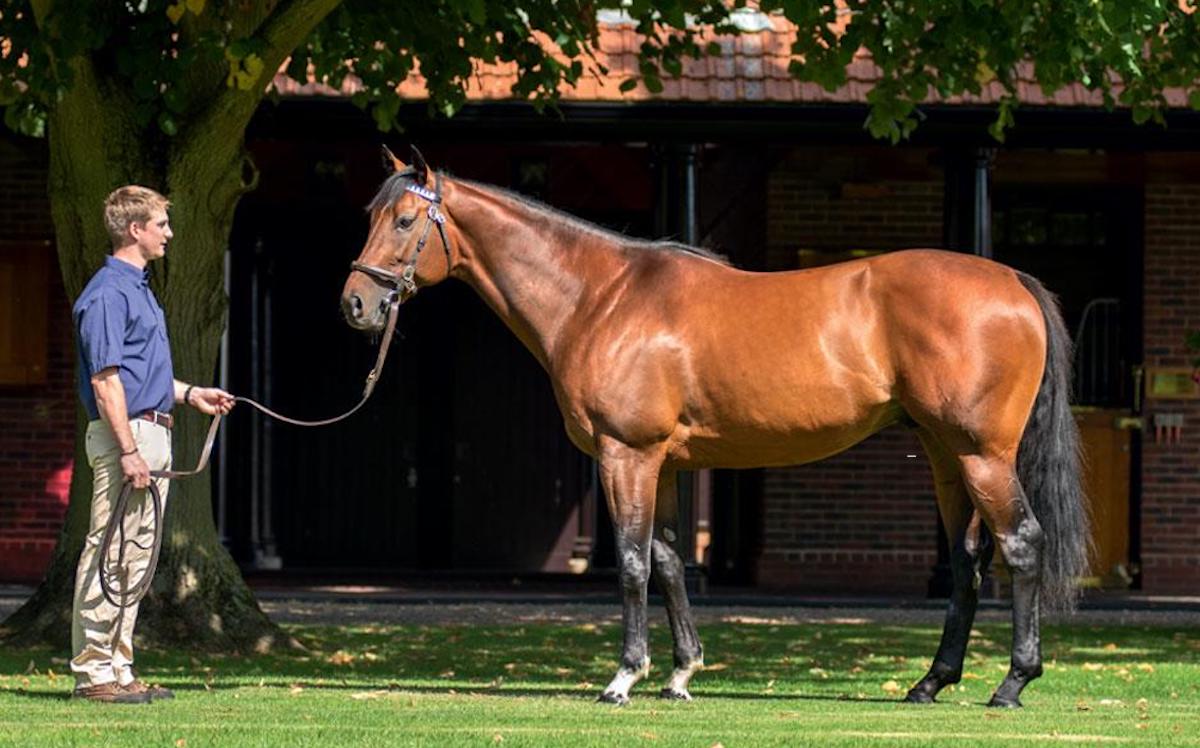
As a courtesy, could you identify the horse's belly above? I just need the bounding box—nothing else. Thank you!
[669,398,903,469]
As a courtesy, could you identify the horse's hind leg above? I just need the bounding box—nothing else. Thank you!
[650,469,704,700]
[958,454,1045,708]
[596,438,665,705]
[906,434,994,704]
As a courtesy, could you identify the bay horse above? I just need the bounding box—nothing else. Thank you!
[341,147,1089,708]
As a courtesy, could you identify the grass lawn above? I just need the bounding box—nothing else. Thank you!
[1,618,1198,746]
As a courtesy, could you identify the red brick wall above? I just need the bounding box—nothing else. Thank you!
[1140,182,1200,593]
[757,146,944,593]
[0,137,74,583]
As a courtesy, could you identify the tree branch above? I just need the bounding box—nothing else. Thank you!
[29,0,53,28]
[186,0,343,145]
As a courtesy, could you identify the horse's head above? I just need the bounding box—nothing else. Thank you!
[342,145,454,331]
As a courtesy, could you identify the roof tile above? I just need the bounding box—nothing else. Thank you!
[274,14,1190,111]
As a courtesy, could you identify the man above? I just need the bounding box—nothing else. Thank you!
[70,185,234,704]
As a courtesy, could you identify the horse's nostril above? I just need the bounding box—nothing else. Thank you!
[344,294,364,320]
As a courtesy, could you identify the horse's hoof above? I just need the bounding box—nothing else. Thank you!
[987,694,1022,709]
[597,691,630,706]
[903,689,935,704]
[659,687,692,701]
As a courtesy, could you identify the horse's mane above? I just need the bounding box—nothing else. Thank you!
[367,171,730,266]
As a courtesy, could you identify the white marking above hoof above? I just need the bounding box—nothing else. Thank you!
[662,660,703,697]
[599,661,650,705]
[597,691,630,706]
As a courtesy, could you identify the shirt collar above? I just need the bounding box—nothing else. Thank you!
[105,255,150,287]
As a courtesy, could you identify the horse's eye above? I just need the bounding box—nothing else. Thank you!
[395,214,415,231]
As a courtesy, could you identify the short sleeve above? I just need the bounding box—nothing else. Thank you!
[77,288,128,376]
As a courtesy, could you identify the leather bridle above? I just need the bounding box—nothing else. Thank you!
[350,171,452,303]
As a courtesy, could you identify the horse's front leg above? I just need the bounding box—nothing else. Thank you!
[596,438,665,706]
[651,469,704,700]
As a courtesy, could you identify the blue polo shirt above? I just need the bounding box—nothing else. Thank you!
[74,256,175,421]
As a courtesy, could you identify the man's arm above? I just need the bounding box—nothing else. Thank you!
[92,367,151,489]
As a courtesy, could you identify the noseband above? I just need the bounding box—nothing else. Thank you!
[351,172,452,301]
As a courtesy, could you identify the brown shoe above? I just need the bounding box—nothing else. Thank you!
[72,682,151,704]
[123,679,174,701]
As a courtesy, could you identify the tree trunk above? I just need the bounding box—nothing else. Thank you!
[0,59,291,653]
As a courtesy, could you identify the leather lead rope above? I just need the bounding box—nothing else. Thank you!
[99,297,401,608]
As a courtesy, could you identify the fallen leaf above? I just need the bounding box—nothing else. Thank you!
[175,740,186,748]
[350,690,387,700]
[1103,642,1118,651]
[881,680,902,695]
[1137,663,1155,673]
[705,663,728,671]
[1076,700,1092,712]
[1082,662,1104,671]
[290,684,304,695]
[328,651,355,666]
[492,735,504,744]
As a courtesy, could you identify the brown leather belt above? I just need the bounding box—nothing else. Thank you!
[136,410,173,430]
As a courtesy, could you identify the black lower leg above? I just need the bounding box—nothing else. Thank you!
[906,536,992,704]
[651,536,703,673]
[989,516,1044,708]
[618,532,651,673]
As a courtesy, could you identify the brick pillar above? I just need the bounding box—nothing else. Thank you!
[1140,184,1200,592]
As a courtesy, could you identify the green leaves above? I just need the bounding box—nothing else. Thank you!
[3,100,44,138]
[3,0,1199,146]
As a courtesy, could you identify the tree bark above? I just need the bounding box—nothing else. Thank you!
[0,56,292,653]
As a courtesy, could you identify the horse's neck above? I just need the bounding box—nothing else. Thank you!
[449,182,626,367]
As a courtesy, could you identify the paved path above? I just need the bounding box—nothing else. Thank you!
[257,600,1200,627]
[4,586,1198,628]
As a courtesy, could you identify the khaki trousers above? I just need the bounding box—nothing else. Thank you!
[71,418,171,688]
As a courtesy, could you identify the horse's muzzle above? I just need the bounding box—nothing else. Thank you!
[341,292,389,332]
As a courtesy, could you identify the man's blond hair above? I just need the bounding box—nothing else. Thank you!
[103,185,170,247]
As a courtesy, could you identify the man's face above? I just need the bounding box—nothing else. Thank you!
[132,209,172,261]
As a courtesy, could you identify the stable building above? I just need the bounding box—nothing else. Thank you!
[2,17,1198,593]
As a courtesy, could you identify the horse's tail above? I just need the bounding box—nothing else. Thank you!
[1015,272,1092,612]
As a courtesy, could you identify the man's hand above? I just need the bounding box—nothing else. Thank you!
[120,451,151,489]
[188,387,235,415]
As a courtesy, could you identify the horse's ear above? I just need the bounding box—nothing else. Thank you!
[381,145,406,174]
[410,145,429,185]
